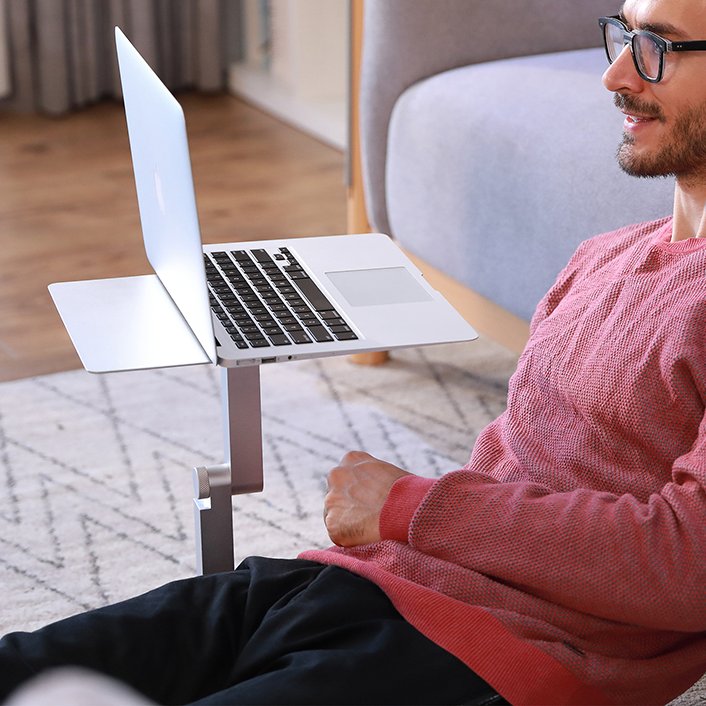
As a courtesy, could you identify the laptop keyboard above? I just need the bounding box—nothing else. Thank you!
[204,247,358,351]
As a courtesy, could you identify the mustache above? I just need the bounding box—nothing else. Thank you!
[614,93,665,122]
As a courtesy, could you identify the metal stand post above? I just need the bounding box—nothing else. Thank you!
[193,365,263,574]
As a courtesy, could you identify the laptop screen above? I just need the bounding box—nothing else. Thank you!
[115,27,216,364]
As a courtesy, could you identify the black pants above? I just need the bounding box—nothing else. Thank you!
[0,557,505,705]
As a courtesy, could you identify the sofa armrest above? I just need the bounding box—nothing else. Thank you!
[360,0,618,235]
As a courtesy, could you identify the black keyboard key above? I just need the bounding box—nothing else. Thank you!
[293,277,333,312]
[333,330,358,341]
[226,330,249,349]
[252,249,275,265]
[245,331,270,348]
[291,304,313,314]
[269,334,290,346]
[240,323,261,332]
[307,325,333,342]
[290,330,312,344]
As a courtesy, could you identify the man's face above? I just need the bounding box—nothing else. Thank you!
[602,0,706,183]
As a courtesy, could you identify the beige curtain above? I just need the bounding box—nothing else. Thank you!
[3,0,243,114]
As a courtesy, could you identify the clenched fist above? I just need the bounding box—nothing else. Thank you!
[324,451,411,547]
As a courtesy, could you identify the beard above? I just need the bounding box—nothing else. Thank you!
[614,93,706,184]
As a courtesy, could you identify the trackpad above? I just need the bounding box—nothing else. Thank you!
[326,267,432,307]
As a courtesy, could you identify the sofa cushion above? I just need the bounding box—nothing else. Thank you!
[386,48,675,322]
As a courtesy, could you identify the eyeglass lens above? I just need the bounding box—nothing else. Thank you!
[634,34,661,78]
[603,21,661,80]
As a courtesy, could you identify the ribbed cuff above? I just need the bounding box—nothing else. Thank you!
[379,475,436,543]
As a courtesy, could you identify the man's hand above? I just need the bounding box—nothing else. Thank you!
[324,451,411,547]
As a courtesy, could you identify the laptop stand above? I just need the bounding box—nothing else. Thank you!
[193,365,263,574]
[49,269,476,576]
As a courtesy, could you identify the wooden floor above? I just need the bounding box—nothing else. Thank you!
[0,94,347,381]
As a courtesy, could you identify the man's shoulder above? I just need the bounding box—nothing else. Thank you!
[554,216,673,287]
[530,217,673,331]
[570,216,672,268]
[584,216,673,251]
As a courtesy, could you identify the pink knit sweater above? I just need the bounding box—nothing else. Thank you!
[302,217,706,705]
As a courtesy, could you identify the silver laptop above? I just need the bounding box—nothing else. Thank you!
[48,28,476,374]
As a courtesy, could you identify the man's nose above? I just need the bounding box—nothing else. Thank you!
[602,44,644,93]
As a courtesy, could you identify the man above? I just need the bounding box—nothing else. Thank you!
[1,0,705,704]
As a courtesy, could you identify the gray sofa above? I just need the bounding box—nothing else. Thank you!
[359,0,675,332]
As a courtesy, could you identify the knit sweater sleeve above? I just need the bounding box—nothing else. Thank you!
[379,448,706,633]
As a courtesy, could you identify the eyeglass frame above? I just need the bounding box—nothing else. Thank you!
[598,15,706,83]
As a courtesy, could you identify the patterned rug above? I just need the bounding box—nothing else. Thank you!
[0,340,515,633]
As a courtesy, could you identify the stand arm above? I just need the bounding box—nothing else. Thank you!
[222,366,264,495]
[193,365,264,574]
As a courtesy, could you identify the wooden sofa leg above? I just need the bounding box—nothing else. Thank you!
[349,351,390,365]
[347,3,387,369]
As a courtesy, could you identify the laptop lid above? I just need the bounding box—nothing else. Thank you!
[114,26,216,364]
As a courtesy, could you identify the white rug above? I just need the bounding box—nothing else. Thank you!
[0,340,515,633]
[1,339,702,705]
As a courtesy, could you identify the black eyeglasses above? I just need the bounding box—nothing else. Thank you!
[599,15,706,83]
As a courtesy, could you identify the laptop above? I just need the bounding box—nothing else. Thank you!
[48,28,477,374]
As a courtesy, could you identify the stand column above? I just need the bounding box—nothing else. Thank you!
[193,365,264,574]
